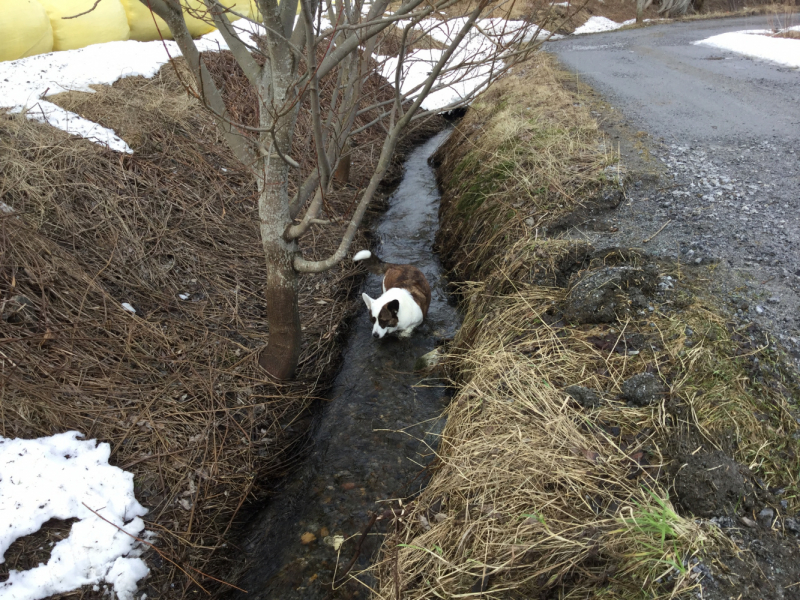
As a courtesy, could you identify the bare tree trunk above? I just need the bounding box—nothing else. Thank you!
[256,100,302,379]
[333,141,351,185]
[259,240,301,379]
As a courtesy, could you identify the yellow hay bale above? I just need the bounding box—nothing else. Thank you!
[0,0,54,61]
[120,0,173,41]
[220,0,250,21]
[180,0,216,36]
[39,0,130,51]
[122,0,248,43]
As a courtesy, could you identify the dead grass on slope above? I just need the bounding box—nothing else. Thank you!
[367,244,800,598]
[434,52,615,283]
[364,49,799,599]
[0,51,442,598]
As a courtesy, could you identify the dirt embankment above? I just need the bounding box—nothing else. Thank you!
[0,51,442,598]
[367,52,800,599]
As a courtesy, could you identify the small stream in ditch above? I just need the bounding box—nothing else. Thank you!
[234,129,460,599]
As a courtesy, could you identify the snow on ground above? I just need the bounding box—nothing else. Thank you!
[573,15,635,35]
[694,26,800,68]
[0,432,149,600]
[0,11,546,138]
[0,22,262,153]
[379,18,551,111]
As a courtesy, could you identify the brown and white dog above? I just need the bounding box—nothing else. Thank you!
[354,250,431,339]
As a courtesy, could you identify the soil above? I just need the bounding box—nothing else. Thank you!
[672,450,757,517]
[563,264,658,324]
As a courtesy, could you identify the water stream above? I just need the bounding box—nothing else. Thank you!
[234,130,460,599]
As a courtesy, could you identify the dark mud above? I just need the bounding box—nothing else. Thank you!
[231,131,460,599]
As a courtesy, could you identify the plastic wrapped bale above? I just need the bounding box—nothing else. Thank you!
[0,0,54,61]
[120,0,174,41]
[219,0,250,21]
[180,0,216,37]
[122,0,227,41]
[39,0,130,51]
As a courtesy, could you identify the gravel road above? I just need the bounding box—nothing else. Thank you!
[548,16,800,365]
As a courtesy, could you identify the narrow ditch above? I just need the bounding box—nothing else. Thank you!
[233,129,460,599]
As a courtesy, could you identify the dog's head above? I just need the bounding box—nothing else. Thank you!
[362,293,400,338]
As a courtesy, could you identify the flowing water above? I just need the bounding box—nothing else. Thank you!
[234,130,460,599]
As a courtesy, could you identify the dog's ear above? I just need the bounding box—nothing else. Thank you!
[362,293,373,310]
[387,299,400,317]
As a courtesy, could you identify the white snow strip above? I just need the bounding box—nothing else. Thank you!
[121,302,137,313]
[0,432,149,600]
[573,16,635,35]
[693,28,800,68]
[11,100,132,153]
[0,28,246,153]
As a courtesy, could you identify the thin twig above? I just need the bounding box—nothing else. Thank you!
[62,0,103,19]
[82,503,247,594]
[642,219,672,243]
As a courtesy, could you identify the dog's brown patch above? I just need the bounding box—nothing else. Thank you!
[377,299,400,329]
[383,265,432,317]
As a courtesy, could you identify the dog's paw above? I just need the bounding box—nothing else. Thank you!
[398,329,414,339]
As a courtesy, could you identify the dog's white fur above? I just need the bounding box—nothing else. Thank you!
[356,249,428,339]
[362,288,424,339]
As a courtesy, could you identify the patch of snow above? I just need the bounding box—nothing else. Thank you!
[573,16,634,35]
[693,29,800,68]
[378,18,551,111]
[0,27,249,153]
[121,303,136,313]
[11,100,132,153]
[0,432,149,600]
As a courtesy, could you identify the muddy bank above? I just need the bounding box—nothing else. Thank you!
[548,16,800,371]
[366,52,800,599]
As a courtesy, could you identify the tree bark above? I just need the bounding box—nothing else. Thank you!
[256,141,302,380]
[258,242,301,380]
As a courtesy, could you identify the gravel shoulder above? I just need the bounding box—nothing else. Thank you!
[548,15,800,367]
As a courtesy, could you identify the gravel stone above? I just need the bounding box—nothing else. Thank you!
[620,372,664,406]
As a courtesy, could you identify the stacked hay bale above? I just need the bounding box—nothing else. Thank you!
[0,0,251,61]
[0,0,54,61]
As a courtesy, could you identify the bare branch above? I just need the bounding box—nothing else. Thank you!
[301,0,331,188]
[285,188,325,240]
[63,0,102,19]
[201,0,263,85]
[141,0,257,166]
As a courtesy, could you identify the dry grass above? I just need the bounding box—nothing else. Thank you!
[434,52,615,283]
[670,1,797,20]
[366,282,712,598]
[362,48,799,599]
[0,51,442,597]
[770,29,800,38]
[366,242,799,597]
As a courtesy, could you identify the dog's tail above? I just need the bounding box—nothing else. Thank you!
[353,250,389,275]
